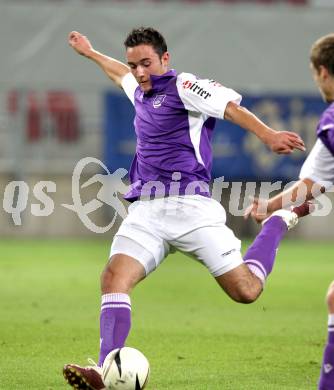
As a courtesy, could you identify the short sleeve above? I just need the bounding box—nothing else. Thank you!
[121,73,138,105]
[299,138,334,189]
[176,72,242,119]
[316,104,334,155]
[317,108,334,134]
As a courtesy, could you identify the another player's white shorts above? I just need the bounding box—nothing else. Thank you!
[110,195,243,277]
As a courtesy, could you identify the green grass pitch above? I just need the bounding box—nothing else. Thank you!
[0,239,332,389]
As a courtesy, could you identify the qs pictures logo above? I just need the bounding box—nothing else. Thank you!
[63,157,129,233]
[2,157,130,233]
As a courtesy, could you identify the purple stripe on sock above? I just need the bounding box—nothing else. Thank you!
[244,216,287,280]
[101,301,131,308]
[244,259,267,278]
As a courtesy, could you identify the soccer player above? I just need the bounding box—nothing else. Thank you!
[63,28,307,389]
[320,281,334,390]
[246,33,334,390]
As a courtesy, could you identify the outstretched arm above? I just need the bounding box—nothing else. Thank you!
[245,178,325,223]
[245,135,334,222]
[265,178,323,211]
[176,74,305,154]
[224,102,305,154]
[68,31,130,88]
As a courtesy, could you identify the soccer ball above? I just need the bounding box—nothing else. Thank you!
[102,347,150,390]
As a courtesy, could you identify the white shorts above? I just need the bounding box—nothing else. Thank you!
[110,195,243,277]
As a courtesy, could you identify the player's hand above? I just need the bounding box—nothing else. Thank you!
[68,31,94,57]
[266,130,305,155]
[244,197,271,223]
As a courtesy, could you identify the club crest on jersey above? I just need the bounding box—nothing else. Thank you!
[153,94,166,108]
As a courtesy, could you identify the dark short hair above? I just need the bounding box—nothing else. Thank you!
[310,33,334,76]
[124,27,167,58]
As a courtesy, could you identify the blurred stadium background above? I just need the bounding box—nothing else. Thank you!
[0,0,333,239]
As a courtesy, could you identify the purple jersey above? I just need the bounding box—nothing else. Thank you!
[300,102,334,187]
[316,102,334,156]
[121,70,242,201]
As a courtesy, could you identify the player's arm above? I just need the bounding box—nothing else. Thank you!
[267,179,326,212]
[68,31,130,88]
[268,178,319,210]
[177,74,305,154]
[245,138,334,222]
[246,178,323,223]
[224,102,305,154]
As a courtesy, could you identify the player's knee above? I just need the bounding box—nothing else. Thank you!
[100,260,130,293]
[231,281,262,304]
[235,287,260,304]
[101,261,116,282]
[100,255,145,293]
[217,267,262,304]
[326,281,334,312]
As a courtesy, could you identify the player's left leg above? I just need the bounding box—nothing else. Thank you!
[215,263,262,303]
[214,209,295,302]
[173,199,312,303]
[242,202,312,285]
[318,281,334,390]
[216,203,312,302]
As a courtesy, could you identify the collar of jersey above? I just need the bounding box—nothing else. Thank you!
[146,69,177,94]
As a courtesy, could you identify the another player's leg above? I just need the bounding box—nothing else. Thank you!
[63,252,146,390]
[318,281,334,390]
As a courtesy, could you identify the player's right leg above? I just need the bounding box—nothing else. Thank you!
[63,252,146,390]
[318,281,334,390]
[98,251,147,366]
[63,200,169,390]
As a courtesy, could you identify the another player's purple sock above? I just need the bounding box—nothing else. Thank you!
[318,315,334,390]
[244,216,287,283]
[98,293,131,366]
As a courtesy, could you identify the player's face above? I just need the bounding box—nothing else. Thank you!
[126,44,169,92]
[310,62,334,103]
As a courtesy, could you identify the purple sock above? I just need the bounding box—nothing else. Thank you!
[98,293,131,366]
[318,316,334,390]
[244,216,287,283]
